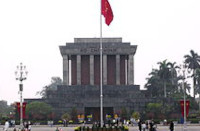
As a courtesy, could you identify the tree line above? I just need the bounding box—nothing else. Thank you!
[145,50,200,99]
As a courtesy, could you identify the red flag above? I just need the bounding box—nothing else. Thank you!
[101,0,113,26]
[16,102,27,119]
[16,102,20,114]
[180,100,190,117]
[22,102,27,119]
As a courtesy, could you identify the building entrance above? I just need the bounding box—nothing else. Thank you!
[85,107,113,122]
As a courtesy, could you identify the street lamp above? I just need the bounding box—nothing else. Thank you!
[15,63,28,127]
[179,64,187,131]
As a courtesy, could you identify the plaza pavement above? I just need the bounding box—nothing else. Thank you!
[1,124,200,131]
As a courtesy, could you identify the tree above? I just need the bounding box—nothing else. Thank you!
[37,77,62,98]
[195,68,200,109]
[166,62,181,96]
[61,113,71,121]
[0,101,13,119]
[26,101,53,120]
[177,81,191,94]
[146,103,162,119]
[70,107,78,123]
[195,68,200,94]
[184,50,200,98]
[131,112,140,121]
[168,62,180,85]
[157,60,171,97]
[145,69,163,97]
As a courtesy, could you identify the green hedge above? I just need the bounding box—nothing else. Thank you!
[187,118,200,123]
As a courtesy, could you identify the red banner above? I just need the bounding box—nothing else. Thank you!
[180,100,190,117]
[101,0,113,26]
[16,102,27,119]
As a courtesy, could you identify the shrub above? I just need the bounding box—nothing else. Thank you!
[74,126,80,131]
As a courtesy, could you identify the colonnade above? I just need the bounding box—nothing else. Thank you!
[63,54,134,86]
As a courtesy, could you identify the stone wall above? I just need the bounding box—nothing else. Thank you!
[46,85,154,115]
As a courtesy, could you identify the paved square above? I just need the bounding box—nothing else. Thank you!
[1,124,200,131]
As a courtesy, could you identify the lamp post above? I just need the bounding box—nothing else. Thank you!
[15,63,28,127]
[179,64,187,131]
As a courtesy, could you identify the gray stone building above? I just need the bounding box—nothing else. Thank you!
[44,38,153,121]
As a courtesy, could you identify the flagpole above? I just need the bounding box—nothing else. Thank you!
[100,0,104,127]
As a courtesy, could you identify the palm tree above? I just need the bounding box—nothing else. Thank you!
[195,68,200,110]
[177,81,191,94]
[166,62,180,95]
[195,68,200,94]
[145,69,163,97]
[184,50,200,98]
[168,62,180,85]
[157,60,171,97]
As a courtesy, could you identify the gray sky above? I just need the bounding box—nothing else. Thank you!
[1,0,200,104]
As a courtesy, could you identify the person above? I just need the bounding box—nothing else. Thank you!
[142,122,146,131]
[28,121,31,131]
[63,119,66,127]
[138,120,142,131]
[24,121,29,131]
[145,121,149,130]
[116,119,119,126]
[153,123,157,131]
[108,119,111,127]
[4,120,9,131]
[169,121,174,131]
[149,121,153,131]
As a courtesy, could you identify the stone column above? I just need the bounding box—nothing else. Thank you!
[128,54,134,85]
[90,55,94,85]
[103,55,107,85]
[133,56,135,84]
[77,55,81,85]
[63,55,69,85]
[69,59,71,85]
[125,56,128,85]
[116,55,120,85]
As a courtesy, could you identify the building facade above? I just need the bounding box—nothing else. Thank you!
[44,38,152,121]
[59,38,136,86]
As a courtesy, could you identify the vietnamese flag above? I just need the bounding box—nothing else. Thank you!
[16,102,20,115]
[16,102,27,119]
[101,0,113,26]
[180,100,190,117]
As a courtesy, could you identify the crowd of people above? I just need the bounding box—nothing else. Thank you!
[137,120,174,131]
[2,118,175,131]
[138,120,157,131]
[3,119,31,131]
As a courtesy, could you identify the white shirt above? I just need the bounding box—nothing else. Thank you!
[4,121,9,131]
[142,123,146,129]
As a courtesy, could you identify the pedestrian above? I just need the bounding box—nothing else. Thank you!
[116,119,119,126]
[138,120,142,131]
[149,121,153,131]
[25,121,29,131]
[169,121,174,131]
[142,122,146,131]
[28,121,31,131]
[153,123,157,131]
[4,119,9,131]
[145,121,149,130]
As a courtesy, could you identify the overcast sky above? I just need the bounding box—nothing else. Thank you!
[1,0,200,104]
